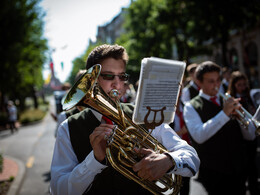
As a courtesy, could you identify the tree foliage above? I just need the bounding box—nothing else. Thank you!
[67,57,85,84]
[117,0,209,80]
[0,0,48,109]
[118,0,260,71]
[67,40,105,85]
[118,0,171,67]
[183,0,260,66]
[69,0,260,84]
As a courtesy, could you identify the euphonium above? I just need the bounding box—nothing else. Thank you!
[218,91,260,135]
[62,64,182,195]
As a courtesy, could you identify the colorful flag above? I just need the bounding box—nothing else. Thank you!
[50,61,54,74]
[44,73,52,85]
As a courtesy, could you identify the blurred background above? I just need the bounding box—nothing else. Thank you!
[0,0,260,194]
[0,0,260,125]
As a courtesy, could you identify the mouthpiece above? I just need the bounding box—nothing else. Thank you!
[110,89,119,98]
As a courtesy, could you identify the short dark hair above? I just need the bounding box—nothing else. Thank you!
[228,71,249,97]
[85,44,129,70]
[222,66,232,74]
[195,61,221,82]
[187,63,198,74]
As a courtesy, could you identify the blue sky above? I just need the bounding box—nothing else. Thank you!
[41,0,130,82]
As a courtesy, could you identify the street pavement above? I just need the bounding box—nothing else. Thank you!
[0,96,259,195]
[0,97,56,195]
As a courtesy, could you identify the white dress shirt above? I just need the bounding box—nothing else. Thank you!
[54,111,67,137]
[183,91,256,144]
[181,80,200,104]
[50,109,200,195]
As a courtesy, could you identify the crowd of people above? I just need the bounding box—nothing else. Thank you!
[49,44,259,195]
[177,62,259,195]
[164,61,260,195]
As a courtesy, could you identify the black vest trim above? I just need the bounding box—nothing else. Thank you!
[65,107,80,118]
[187,83,199,100]
[68,108,100,163]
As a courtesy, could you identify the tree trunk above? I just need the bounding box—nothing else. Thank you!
[19,97,26,111]
[176,39,185,61]
[32,87,38,109]
[220,26,229,67]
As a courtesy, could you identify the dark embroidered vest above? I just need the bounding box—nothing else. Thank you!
[189,96,246,175]
[186,83,199,100]
[65,107,80,118]
[68,103,152,195]
[222,82,228,93]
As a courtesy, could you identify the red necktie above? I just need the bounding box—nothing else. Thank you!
[177,111,184,128]
[176,110,190,144]
[102,116,113,125]
[210,96,219,106]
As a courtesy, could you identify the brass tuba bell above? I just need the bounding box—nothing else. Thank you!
[62,64,182,195]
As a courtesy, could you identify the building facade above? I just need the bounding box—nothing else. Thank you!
[96,8,126,44]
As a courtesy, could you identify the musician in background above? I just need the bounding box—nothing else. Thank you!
[120,81,136,103]
[50,44,200,195]
[181,63,200,104]
[220,66,232,93]
[51,82,72,122]
[183,61,256,195]
[227,71,259,195]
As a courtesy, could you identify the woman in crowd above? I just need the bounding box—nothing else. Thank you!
[227,71,259,195]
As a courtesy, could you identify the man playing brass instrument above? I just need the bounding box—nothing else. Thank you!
[183,61,256,195]
[50,44,200,195]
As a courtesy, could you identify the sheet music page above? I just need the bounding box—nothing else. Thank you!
[133,57,186,124]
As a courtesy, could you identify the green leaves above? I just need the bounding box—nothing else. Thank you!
[69,0,260,84]
[0,0,48,107]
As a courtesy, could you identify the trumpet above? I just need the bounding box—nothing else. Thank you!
[218,91,260,135]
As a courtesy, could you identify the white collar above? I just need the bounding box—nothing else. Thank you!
[222,78,229,85]
[190,80,200,90]
[199,90,220,101]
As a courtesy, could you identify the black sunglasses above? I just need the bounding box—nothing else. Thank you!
[100,73,129,81]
